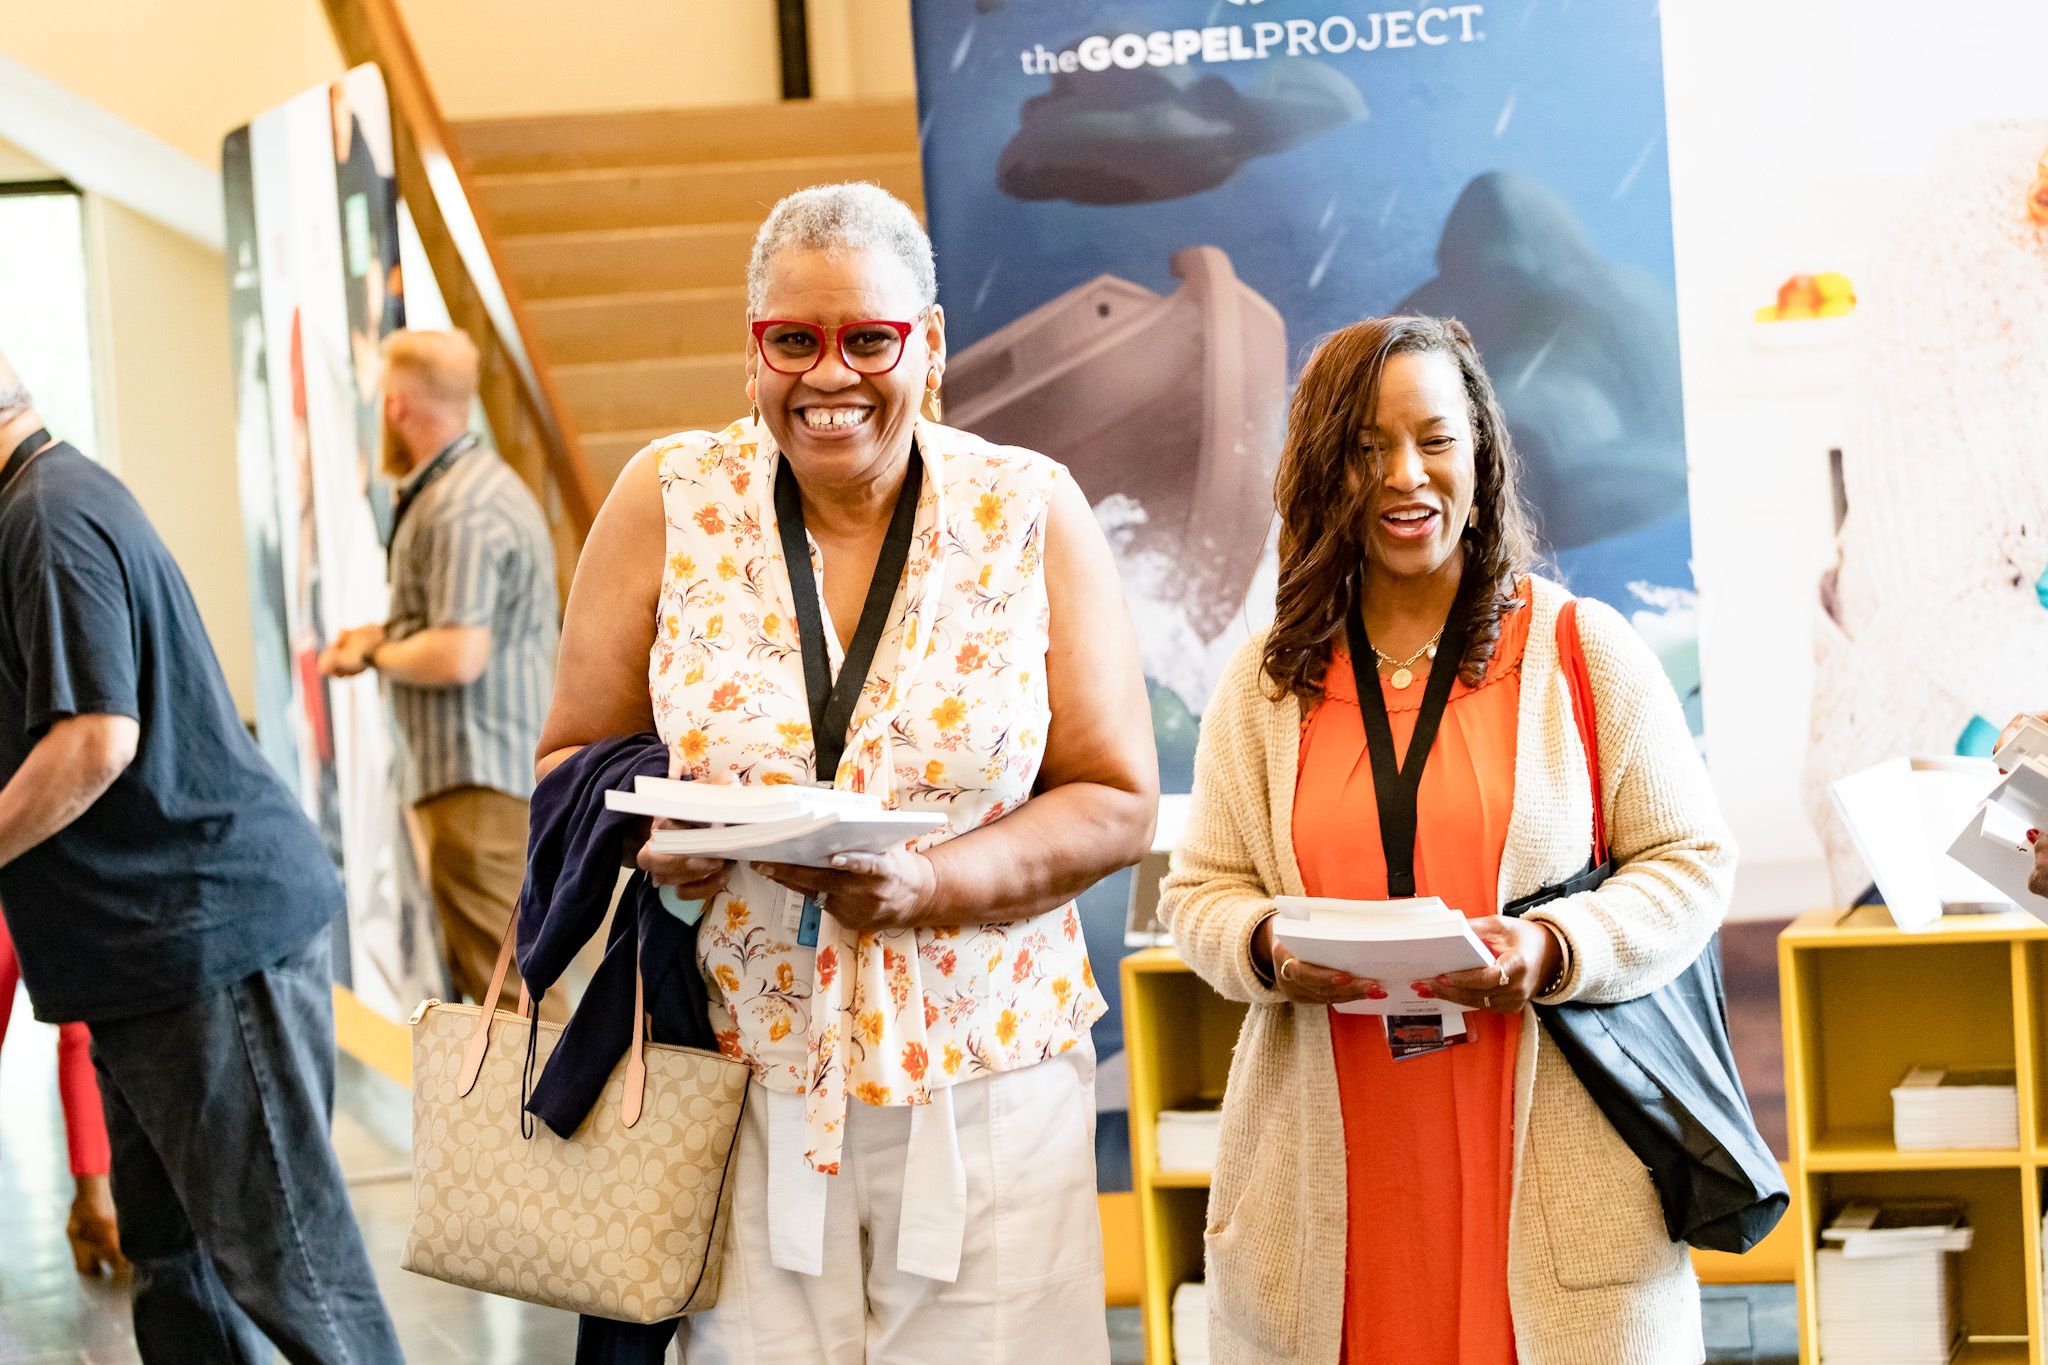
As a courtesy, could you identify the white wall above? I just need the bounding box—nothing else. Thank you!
[1663,0,2048,919]
[84,196,255,716]
[0,138,257,715]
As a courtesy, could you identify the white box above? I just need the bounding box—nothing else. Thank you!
[1156,1105,1222,1174]
[1172,1281,1209,1365]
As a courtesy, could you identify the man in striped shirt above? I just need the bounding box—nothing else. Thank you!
[320,329,560,1019]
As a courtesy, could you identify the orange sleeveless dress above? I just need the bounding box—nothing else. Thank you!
[1293,585,1532,1365]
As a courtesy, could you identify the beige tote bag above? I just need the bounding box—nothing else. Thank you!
[402,919,749,1322]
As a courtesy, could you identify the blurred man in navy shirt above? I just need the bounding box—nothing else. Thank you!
[0,351,401,1364]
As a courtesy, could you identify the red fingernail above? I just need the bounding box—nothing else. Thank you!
[2031,829,2040,845]
[1412,983,1435,998]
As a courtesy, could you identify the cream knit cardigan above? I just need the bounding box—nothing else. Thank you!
[1160,575,1735,1365]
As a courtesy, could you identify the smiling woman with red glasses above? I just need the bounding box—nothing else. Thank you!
[537,182,1158,1365]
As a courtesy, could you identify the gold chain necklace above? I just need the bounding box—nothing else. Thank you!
[1374,629,1442,691]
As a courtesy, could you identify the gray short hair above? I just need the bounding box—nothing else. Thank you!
[746,183,937,316]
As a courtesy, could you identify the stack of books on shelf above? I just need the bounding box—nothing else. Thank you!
[1815,1202,1969,1365]
[1890,1067,2020,1150]
[1172,1282,1209,1365]
[1155,1099,1222,1174]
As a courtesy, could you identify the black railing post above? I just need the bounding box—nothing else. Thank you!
[778,0,813,100]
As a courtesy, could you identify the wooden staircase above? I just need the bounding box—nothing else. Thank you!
[456,97,924,492]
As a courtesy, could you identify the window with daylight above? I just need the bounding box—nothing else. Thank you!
[0,180,99,457]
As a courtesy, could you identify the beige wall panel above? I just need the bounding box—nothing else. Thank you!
[4,1,917,162]
[0,4,341,165]
[86,197,255,717]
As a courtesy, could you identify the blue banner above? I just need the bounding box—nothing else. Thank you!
[911,0,1696,1186]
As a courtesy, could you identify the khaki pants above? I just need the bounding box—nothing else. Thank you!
[679,1050,1108,1365]
[410,786,565,1024]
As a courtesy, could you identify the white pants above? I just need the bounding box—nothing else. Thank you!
[680,1049,1110,1365]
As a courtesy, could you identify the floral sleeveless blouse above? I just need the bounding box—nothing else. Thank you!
[648,417,1106,1175]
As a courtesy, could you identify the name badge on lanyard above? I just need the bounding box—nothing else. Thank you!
[773,447,924,947]
[1346,576,1475,1060]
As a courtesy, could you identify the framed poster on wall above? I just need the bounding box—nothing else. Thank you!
[222,65,441,1022]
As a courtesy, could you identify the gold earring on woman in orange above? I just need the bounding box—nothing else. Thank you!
[924,369,943,423]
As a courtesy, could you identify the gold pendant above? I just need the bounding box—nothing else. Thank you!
[1390,666,1415,690]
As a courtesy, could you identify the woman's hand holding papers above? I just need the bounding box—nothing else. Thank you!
[1429,915,1563,1013]
[1250,914,1384,1005]
[632,819,735,902]
[626,760,736,902]
[751,848,941,933]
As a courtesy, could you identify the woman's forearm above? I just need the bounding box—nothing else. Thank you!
[923,781,1154,925]
[535,744,586,784]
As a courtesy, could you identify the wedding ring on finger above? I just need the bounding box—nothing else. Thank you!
[1496,963,1511,987]
[1279,958,1298,983]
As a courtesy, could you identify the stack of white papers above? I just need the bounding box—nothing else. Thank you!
[1172,1282,1209,1365]
[1945,721,2048,925]
[1271,896,1494,1017]
[1817,1203,1969,1364]
[603,777,947,869]
[1156,1102,1222,1174]
[1891,1067,2020,1150]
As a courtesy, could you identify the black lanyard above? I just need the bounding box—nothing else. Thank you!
[1344,581,1473,898]
[773,447,923,789]
[0,428,55,499]
[388,433,476,555]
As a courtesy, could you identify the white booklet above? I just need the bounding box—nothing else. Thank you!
[1821,1201,1973,1258]
[1996,716,2048,772]
[1944,755,2048,926]
[604,777,948,869]
[1271,895,1495,1016]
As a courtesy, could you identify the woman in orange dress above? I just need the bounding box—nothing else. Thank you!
[1163,315,1734,1365]
[1296,578,1530,1362]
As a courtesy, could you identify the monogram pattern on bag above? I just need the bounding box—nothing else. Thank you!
[402,1004,748,1322]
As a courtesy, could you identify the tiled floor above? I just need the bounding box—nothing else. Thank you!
[0,996,1144,1363]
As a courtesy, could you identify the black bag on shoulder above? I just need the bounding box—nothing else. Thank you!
[1504,600,1788,1255]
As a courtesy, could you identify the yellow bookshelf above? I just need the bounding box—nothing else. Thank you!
[1122,948,1244,1365]
[1780,907,2048,1364]
[1124,942,1807,1364]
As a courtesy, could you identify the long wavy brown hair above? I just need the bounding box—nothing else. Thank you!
[1261,315,1538,702]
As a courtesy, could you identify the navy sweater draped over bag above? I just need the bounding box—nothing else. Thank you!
[515,732,718,1135]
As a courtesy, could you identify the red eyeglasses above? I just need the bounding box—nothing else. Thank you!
[750,318,922,376]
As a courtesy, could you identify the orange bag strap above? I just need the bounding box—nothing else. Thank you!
[1556,598,1608,864]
